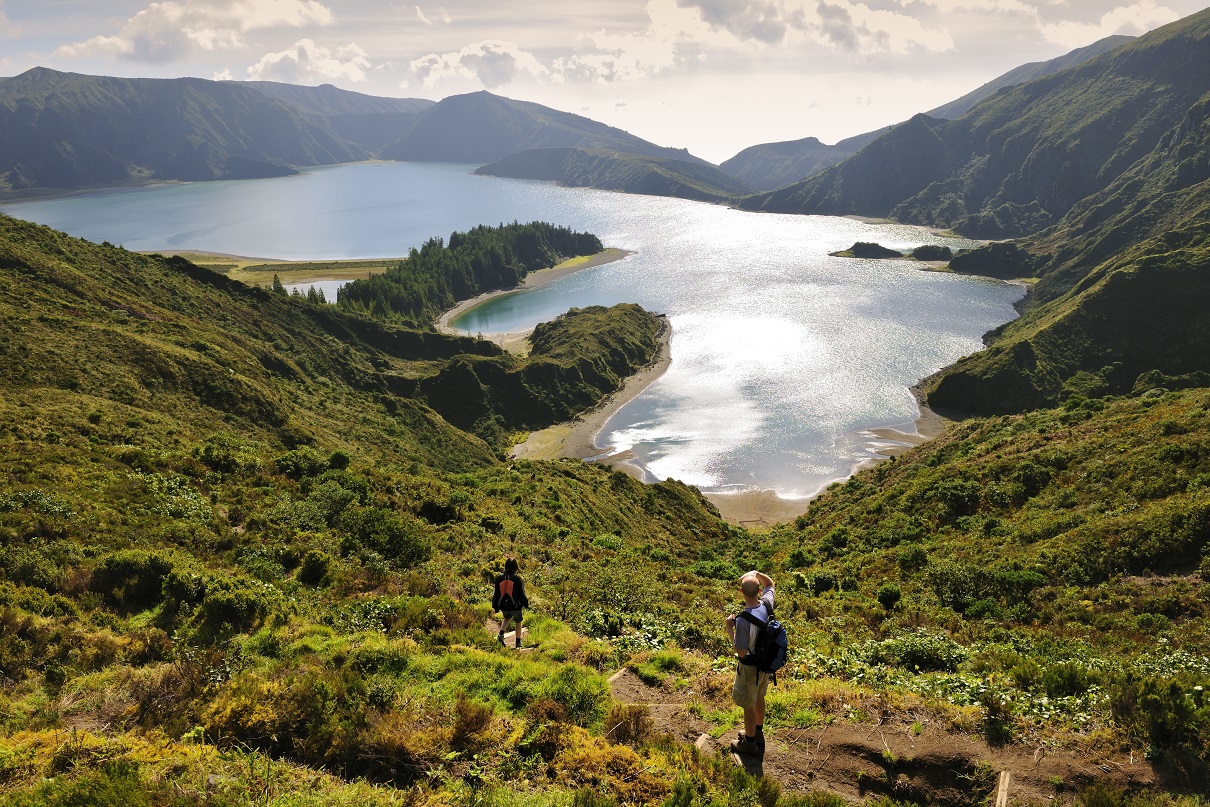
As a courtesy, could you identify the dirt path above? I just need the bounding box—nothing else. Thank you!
[608,670,1156,805]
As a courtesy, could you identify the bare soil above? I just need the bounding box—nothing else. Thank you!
[608,670,1156,805]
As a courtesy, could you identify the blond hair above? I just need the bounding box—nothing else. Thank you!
[740,578,760,598]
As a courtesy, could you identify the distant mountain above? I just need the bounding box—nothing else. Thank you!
[0,67,364,192]
[738,13,1210,239]
[719,134,869,194]
[475,147,754,203]
[721,35,1132,192]
[379,90,711,166]
[238,81,434,152]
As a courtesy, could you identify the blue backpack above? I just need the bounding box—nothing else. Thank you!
[738,610,789,683]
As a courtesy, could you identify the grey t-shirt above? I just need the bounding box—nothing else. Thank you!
[734,587,775,655]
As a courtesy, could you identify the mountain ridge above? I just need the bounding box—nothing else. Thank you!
[379,90,711,167]
[719,34,1135,192]
[0,67,365,191]
[474,146,754,203]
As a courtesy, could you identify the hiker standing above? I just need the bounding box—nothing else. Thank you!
[492,558,529,648]
[726,570,775,756]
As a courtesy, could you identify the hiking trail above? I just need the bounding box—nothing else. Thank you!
[607,669,1156,805]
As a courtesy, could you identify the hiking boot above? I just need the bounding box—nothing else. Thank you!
[515,637,522,649]
[497,631,505,646]
[737,729,766,751]
[730,734,761,756]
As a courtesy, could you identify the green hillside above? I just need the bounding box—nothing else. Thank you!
[237,80,434,152]
[476,147,755,203]
[4,199,1210,803]
[0,68,364,192]
[766,387,1210,789]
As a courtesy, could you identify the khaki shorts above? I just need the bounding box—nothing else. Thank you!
[732,662,771,709]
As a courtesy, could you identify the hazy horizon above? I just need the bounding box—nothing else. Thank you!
[2,1,1207,163]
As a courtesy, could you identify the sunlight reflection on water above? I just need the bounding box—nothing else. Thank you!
[1,162,1024,498]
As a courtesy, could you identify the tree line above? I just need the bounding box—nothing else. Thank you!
[335,221,603,325]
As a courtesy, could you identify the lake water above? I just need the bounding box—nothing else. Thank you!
[2,162,1023,499]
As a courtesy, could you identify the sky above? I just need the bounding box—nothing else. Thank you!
[1,1,1207,163]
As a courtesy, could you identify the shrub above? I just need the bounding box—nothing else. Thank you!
[864,630,968,672]
[274,446,329,479]
[90,550,174,612]
[809,572,837,595]
[1043,662,1093,698]
[535,664,609,727]
[876,584,901,611]
[298,549,332,586]
[897,545,928,572]
[193,580,271,641]
[450,695,495,750]
[605,703,654,746]
[339,507,431,568]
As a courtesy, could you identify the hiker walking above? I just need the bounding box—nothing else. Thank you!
[492,558,529,648]
[726,570,775,756]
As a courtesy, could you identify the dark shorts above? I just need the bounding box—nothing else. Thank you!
[500,609,523,622]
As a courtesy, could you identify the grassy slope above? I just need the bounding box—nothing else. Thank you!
[767,389,1210,787]
[0,214,771,805]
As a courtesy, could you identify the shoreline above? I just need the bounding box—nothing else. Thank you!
[701,391,952,529]
[511,319,673,465]
[436,247,632,353]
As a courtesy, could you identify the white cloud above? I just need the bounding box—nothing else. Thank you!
[415,6,431,25]
[1040,1,1181,48]
[213,66,235,80]
[801,0,953,54]
[247,38,370,83]
[678,0,791,43]
[54,0,335,64]
[410,40,550,89]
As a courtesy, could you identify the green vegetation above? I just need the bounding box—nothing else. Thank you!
[476,147,755,204]
[337,221,602,325]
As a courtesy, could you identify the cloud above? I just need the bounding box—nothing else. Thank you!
[1040,1,1181,48]
[247,39,370,83]
[677,0,790,43]
[804,1,954,54]
[54,0,335,63]
[213,66,235,80]
[415,6,431,25]
[410,40,549,89]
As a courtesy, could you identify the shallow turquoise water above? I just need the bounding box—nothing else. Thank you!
[2,162,1023,498]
